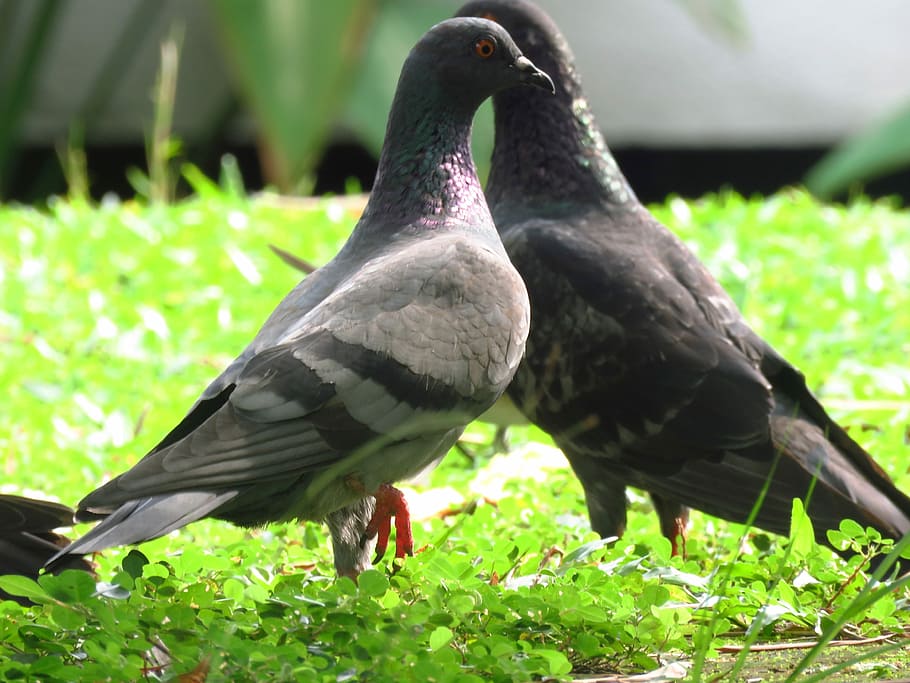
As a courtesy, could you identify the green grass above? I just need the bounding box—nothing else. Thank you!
[1,184,909,681]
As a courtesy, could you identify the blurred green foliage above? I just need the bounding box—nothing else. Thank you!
[209,0,378,192]
[807,99,910,199]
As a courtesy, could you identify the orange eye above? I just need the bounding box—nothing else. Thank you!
[475,38,496,59]
[482,12,499,23]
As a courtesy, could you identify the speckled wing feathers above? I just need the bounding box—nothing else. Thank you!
[503,213,772,473]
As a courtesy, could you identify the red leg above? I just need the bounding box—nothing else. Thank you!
[669,516,688,558]
[367,503,393,561]
[392,494,414,559]
[364,483,414,562]
[651,494,689,558]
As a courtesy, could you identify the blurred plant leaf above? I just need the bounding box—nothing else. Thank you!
[342,0,493,181]
[673,0,748,46]
[806,98,910,199]
[342,0,457,160]
[209,0,378,192]
[0,0,63,195]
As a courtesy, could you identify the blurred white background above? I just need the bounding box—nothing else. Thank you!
[15,0,909,146]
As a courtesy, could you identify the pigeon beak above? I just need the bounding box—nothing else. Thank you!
[513,55,555,94]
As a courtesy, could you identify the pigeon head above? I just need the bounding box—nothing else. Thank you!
[405,17,554,110]
[363,16,553,229]
[455,0,635,210]
[455,0,573,100]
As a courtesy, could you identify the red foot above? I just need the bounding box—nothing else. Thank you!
[669,516,688,558]
[365,483,414,562]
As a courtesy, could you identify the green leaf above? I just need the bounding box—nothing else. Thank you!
[642,566,708,589]
[788,498,815,558]
[0,575,51,603]
[244,583,270,603]
[806,98,910,198]
[533,648,572,676]
[825,529,849,551]
[38,570,97,603]
[571,631,603,658]
[428,626,453,651]
[559,537,616,570]
[26,655,68,678]
[120,548,149,579]
[356,569,389,597]
[745,603,791,638]
[49,604,85,630]
[838,518,866,541]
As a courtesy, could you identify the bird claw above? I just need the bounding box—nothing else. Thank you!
[365,483,414,563]
[669,518,688,558]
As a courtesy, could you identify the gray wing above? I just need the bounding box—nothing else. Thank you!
[110,247,359,469]
[72,233,526,528]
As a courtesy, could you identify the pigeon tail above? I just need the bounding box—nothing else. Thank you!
[770,414,910,545]
[46,491,238,569]
[0,495,94,605]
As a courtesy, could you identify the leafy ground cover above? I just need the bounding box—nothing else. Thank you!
[1,177,909,681]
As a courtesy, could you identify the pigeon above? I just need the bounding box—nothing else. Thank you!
[48,17,550,578]
[0,495,93,605]
[457,0,910,564]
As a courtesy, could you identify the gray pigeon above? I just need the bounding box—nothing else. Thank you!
[0,495,93,605]
[48,17,551,578]
[457,0,910,565]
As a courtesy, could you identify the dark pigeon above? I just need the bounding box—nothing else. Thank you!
[457,0,910,565]
[48,17,551,578]
[0,495,93,604]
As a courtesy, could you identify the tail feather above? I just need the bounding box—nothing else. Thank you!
[46,491,238,569]
[0,495,95,605]
[1,533,92,576]
[566,410,910,571]
[766,353,910,535]
[629,418,910,572]
[769,414,910,541]
[0,495,74,532]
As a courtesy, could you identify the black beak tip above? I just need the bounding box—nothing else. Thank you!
[515,55,555,94]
